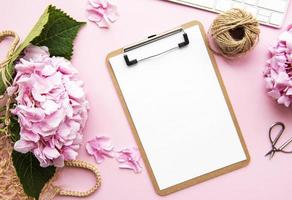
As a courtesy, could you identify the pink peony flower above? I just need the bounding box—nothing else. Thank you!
[87,0,119,28]
[85,136,114,163]
[116,147,142,173]
[264,25,292,107]
[10,45,89,167]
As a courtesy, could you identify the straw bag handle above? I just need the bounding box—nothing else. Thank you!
[0,30,19,88]
[40,160,101,200]
[58,160,101,197]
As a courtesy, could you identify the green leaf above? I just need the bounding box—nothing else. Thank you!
[9,116,20,142]
[12,151,56,200]
[0,5,85,94]
[31,5,86,59]
[0,6,50,94]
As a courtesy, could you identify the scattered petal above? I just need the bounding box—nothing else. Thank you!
[87,0,119,28]
[86,136,114,163]
[116,147,142,173]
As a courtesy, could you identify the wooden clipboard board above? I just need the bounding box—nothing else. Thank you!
[106,20,250,196]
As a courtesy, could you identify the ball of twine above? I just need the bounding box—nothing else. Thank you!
[209,8,260,58]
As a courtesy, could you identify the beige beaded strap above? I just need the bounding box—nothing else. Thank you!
[59,160,101,197]
[40,160,101,200]
[0,30,19,87]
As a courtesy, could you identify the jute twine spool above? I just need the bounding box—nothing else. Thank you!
[209,8,260,58]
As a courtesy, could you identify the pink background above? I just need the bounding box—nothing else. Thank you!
[1,0,292,199]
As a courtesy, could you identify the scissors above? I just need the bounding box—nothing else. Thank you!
[265,122,292,159]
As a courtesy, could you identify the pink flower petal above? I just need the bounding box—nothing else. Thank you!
[286,88,292,95]
[116,147,142,173]
[57,123,71,138]
[33,146,51,167]
[278,95,290,107]
[17,105,45,122]
[105,3,119,22]
[14,140,35,153]
[89,0,103,8]
[41,99,59,115]
[268,90,281,99]
[20,129,40,143]
[6,86,17,96]
[32,88,46,102]
[96,16,110,28]
[63,147,78,160]
[11,109,32,128]
[275,71,289,85]
[279,31,292,49]
[87,0,118,28]
[86,136,114,164]
[42,64,56,76]
[53,155,65,167]
[45,109,65,129]
[52,57,78,75]
[87,9,104,22]
[65,80,85,100]
[43,146,60,159]
[23,45,50,62]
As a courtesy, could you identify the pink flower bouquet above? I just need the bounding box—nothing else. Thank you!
[264,25,292,107]
[9,45,89,167]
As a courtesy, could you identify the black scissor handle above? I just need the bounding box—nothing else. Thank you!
[267,122,292,155]
[268,122,285,146]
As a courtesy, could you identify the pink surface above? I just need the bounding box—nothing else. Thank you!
[1,1,292,199]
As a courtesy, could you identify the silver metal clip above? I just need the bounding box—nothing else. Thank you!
[123,28,189,66]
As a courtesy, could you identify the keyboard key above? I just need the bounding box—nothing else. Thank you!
[270,12,284,26]
[245,5,257,16]
[194,0,215,8]
[215,0,232,11]
[256,14,269,23]
[244,0,257,5]
[232,2,245,9]
[258,8,272,17]
[257,0,288,12]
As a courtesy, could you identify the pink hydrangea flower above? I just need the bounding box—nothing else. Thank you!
[116,147,142,173]
[264,25,292,107]
[10,45,89,168]
[87,0,119,28]
[85,136,114,163]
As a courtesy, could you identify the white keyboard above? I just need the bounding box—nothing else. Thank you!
[165,0,290,28]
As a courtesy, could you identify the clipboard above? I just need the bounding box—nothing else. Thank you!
[106,20,250,196]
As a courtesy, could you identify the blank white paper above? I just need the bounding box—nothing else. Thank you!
[109,25,246,190]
